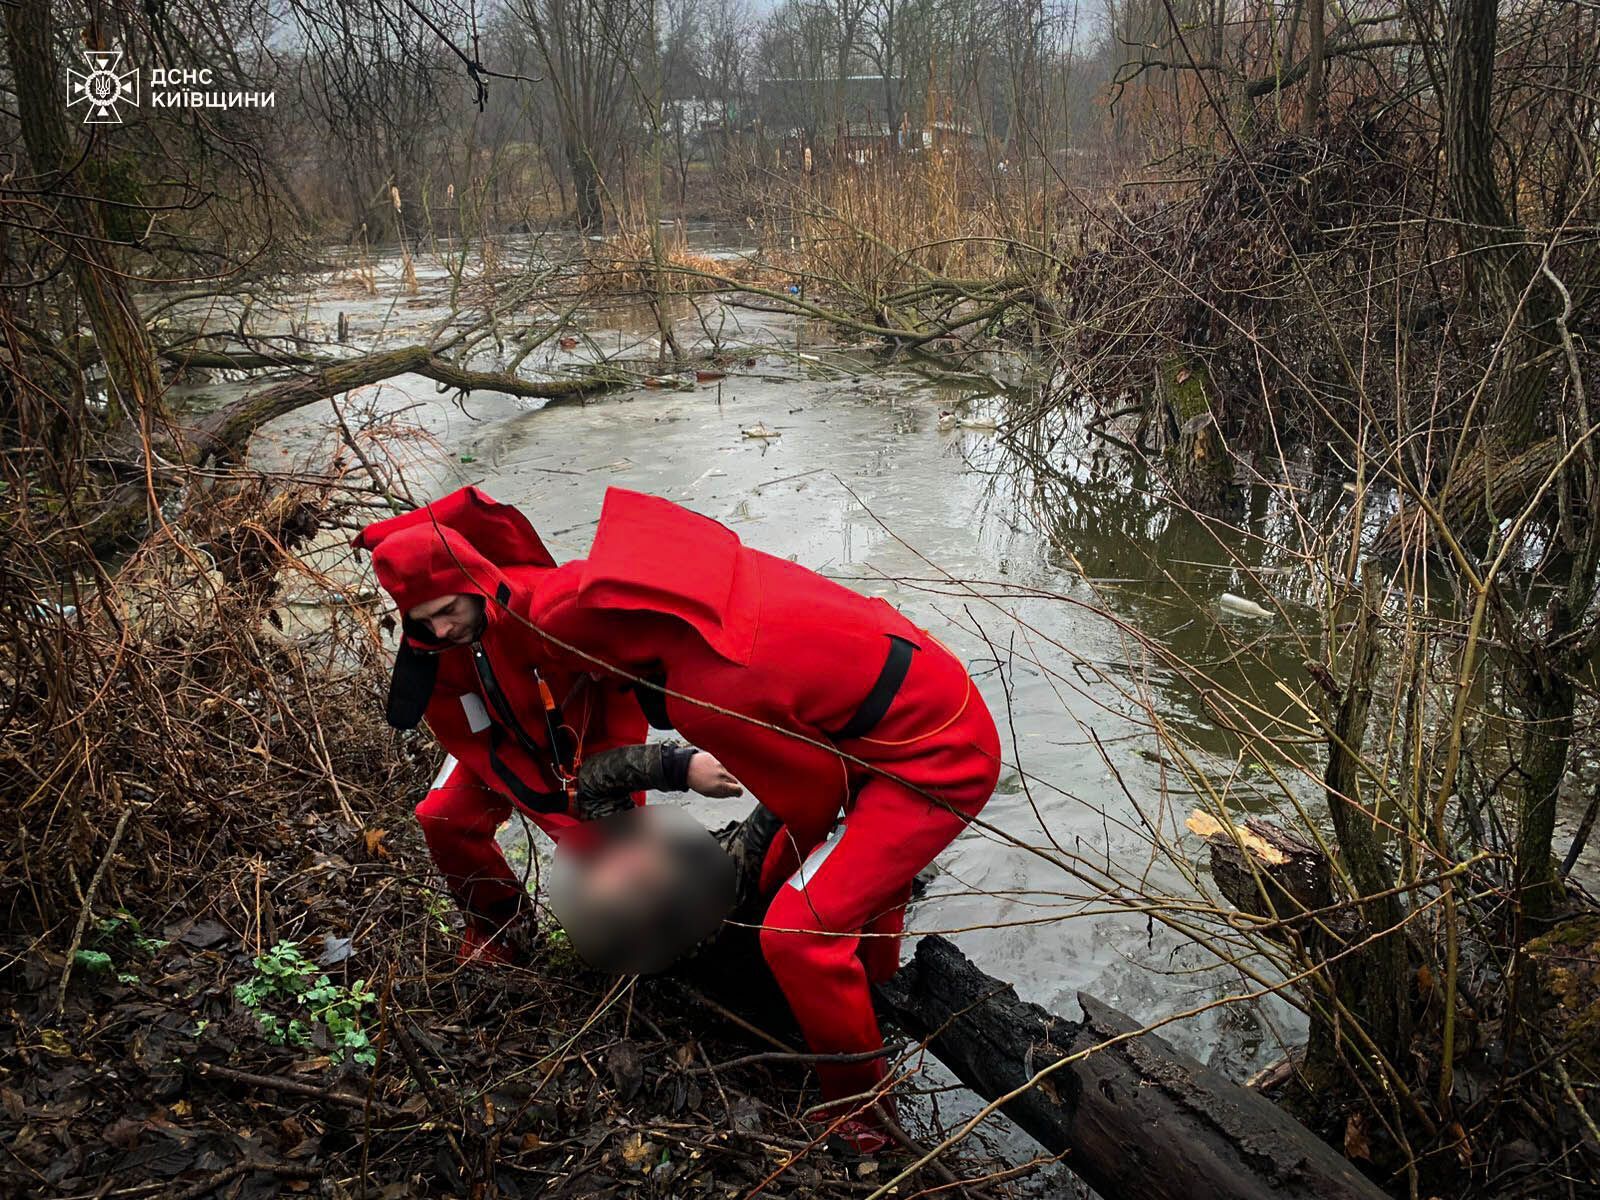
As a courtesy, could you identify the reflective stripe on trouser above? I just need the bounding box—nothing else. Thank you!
[758,764,993,1104]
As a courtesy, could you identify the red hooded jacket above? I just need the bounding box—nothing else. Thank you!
[355,488,647,835]
[527,488,999,844]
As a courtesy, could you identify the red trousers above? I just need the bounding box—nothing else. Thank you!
[747,644,1001,1105]
[414,756,579,931]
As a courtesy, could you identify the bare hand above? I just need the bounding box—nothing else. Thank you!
[686,752,744,798]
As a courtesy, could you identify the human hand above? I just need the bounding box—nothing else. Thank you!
[686,752,744,798]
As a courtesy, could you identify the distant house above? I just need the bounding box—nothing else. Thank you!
[756,74,910,161]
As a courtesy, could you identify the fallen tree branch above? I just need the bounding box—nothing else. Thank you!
[193,1061,408,1119]
[191,345,627,462]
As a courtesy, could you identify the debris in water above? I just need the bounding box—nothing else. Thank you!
[459,453,476,464]
[1218,593,1272,619]
[741,423,780,439]
[558,336,579,350]
[939,410,997,432]
[642,377,664,389]
[696,369,727,383]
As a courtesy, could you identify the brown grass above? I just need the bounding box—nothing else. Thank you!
[580,221,727,297]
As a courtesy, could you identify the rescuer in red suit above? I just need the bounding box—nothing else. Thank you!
[355,488,742,964]
[528,488,1002,1150]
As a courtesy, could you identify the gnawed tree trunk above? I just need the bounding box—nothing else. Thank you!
[3,3,163,425]
[875,935,1389,1200]
[1158,355,1236,515]
[1200,817,1341,940]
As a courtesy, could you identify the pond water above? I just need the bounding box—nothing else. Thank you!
[164,231,1600,1167]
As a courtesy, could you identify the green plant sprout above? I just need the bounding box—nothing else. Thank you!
[233,940,377,1065]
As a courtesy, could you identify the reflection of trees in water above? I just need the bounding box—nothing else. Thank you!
[949,402,1351,768]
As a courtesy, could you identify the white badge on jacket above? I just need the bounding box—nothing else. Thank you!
[460,693,491,733]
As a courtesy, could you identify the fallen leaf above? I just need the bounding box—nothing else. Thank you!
[1344,1112,1371,1161]
[168,919,231,949]
[364,828,391,859]
[620,1132,654,1169]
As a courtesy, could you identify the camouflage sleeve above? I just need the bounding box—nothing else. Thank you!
[716,803,784,914]
[574,741,698,819]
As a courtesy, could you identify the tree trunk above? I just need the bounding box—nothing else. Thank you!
[1512,645,1574,923]
[192,346,623,462]
[1300,0,1326,133]
[569,147,604,231]
[1375,435,1560,556]
[875,936,1390,1200]
[3,1,163,426]
[1313,571,1410,1073]
[1444,0,1552,448]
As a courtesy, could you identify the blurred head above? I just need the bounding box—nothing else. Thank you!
[550,807,736,974]
[405,592,486,645]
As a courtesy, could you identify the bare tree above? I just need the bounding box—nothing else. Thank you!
[515,0,646,228]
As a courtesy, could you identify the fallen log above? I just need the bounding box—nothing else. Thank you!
[875,935,1388,1200]
[192,345,627,462]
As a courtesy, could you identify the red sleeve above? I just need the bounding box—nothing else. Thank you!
[582,677,649,758]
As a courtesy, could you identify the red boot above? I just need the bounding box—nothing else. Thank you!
[457,913,536,966]
[826,1116,890,1156]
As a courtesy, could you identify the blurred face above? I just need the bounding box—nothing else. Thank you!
[550,808,736,975]
[406,593,485,645]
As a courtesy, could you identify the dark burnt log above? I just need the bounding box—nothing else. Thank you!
[875,934,1388,1200]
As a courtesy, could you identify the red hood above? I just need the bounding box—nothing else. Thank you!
[356,486,557,618]
[368,523,510,616]
[356,489,563,652]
